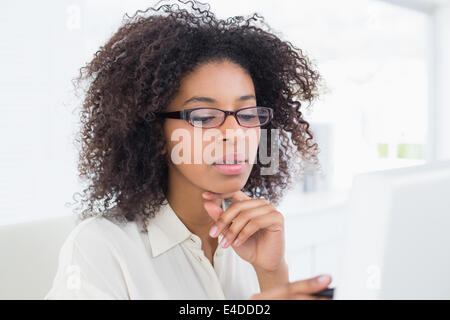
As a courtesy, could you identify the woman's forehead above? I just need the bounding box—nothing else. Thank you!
[168,61,256,110]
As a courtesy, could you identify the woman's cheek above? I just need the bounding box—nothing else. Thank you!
[163,123,196,165]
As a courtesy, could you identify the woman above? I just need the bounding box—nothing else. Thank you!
[45,0,332,299]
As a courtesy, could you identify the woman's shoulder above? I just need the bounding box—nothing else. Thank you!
[46,213,138,300]
[60,211,143,259]
[71,214,124,241]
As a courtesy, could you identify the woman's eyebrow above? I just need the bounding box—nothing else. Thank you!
[181,94,256,106]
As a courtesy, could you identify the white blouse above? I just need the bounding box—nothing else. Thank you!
[44,199,261,299]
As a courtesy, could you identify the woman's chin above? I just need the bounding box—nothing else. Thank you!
[205,176,248,194]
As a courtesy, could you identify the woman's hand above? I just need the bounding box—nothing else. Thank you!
[249,275,333,300]
[202,190,285,273]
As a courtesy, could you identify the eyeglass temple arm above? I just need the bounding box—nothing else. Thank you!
[157,111,188,119]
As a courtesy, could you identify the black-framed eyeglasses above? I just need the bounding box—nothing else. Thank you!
[157,106,273,129]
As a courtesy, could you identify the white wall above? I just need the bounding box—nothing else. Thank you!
[435,3,450,160]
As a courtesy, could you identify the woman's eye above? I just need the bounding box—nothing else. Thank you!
[191,116,215,123]
[239,114,256,120]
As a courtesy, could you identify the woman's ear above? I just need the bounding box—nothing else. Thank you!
[160,143,168,156]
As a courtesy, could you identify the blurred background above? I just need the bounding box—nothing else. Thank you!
[1,0,449,289]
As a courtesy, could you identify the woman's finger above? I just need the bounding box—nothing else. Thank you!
[288,294,331,300]
[288,275,332,295]
[206,198,268,237]
[220,204,274,248]
[249,275,333,300]
[251,292,331,300]
[203,201,224,221]
[231,211,284,247]
[250,287,314,300]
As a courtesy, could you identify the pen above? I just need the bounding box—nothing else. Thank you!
[311,287,334,298]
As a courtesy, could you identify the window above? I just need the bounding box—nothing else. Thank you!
[210,0,431,191]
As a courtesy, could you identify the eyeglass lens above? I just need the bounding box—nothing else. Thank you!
[189,107,270,128]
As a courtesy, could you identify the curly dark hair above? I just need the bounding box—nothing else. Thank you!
[70,0,321,233]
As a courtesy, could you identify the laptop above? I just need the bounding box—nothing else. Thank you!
[334,160,450,299]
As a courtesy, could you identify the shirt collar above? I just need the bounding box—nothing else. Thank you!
[147,199,228,258]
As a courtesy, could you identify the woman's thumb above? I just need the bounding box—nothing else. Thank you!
[203,201,223,221]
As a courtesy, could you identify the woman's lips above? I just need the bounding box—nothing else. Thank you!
[212,152,248,175]
[212,161,247,175]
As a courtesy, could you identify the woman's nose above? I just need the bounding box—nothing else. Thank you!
[218,114,247,144]
[220,114,241,132]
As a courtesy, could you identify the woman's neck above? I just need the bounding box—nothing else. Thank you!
[166,165,222,246]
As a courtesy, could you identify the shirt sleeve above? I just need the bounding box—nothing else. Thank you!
[44,218,130,300]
